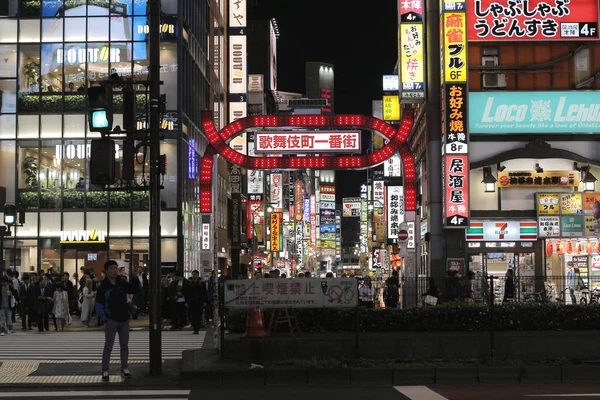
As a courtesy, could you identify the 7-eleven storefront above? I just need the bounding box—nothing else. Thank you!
[466,220,540,300]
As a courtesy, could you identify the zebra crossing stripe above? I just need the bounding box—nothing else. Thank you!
[394,386,449,400]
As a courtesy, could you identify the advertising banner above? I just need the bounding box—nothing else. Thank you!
[465,221,537,241]
[498,170,580,188]
[296,221,304,268]
[270,173,283,209]
[320,194,336,202]
[229,0,247,130]
[224,278,358,308]
[537,193,560,215]
[321,185,336,194]
[320,201,336,210]
[468,0,600,41]
[247,170,264,194]
[201,223,211,250]
[398,0,424,99]
[441,4,470,229]
[343,197,362,217]
[383,75,399,92]
[384,153,402,177]
[254,131,360,153]
[584,193,600,213]
[373,180,385,207]
[295,180,303,221]
[536,192,600,238]
[247,197,263,240]
[270,212,282,252]
[538,216,561,238]
[470,91,600,134]
[561,193,583,215]
[561,215,584,237]
[386,186,404,239]
[383,95,401,121]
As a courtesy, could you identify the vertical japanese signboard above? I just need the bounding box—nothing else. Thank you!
[270,173,282,209]
[230,165,242,246]
[441,0,470,228]
[398,0,425,100]
[271,212,282,252]
[228,0,247,127]
[387,186,405,239]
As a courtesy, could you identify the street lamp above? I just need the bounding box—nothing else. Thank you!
[582,167,597,192]
[482,166,497,193]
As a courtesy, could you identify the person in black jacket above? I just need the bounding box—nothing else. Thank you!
[95,260,140,381]
[19,274,36,330]
[185,270,208,334]
[35,278,54,332]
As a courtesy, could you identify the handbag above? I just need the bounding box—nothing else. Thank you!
[424,295,438,306]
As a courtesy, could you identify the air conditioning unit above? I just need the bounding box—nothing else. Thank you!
[481,55,507,88]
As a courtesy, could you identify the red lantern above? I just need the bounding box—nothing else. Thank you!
[546,242,554,257]
[566,241,573,254]
[577,243,583,254]
[556,242,564,255]
[586,241,593,254]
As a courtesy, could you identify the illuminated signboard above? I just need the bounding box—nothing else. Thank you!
[441,1,470,228]
[384,153,402,177]
[386,186,404,239]
[270,173,282,209]
[343,197,361,217]
[383,95,401,121]
[201,223,211,250]
[228,0,247,135]
[468,0,600,41]
[60,229,106,244]
[383,75,399,92]
[295,180,303,221]
[254,131,360,153]
[398,0,424,99]
[271,212,282,252]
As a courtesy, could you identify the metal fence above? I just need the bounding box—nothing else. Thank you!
[394,275,600,309]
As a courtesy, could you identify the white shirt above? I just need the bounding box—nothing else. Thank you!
[176,280,185,303]
[12,278,20,292]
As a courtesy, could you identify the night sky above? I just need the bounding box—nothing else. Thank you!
[250,0,398,198]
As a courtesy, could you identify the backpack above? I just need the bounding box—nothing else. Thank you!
[384,279,399,305]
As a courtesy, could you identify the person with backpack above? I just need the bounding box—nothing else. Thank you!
[384,270,400,309]
[95,260,141,381]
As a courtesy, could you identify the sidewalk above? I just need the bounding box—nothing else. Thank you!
[13,314,150,332]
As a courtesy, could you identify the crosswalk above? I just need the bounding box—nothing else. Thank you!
[0,330,206,360]
[0,389,191,400]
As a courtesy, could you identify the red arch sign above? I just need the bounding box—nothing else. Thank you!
[199,111,416,213]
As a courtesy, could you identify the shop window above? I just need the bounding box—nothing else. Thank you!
[0,115,16,138]
[39,212,61,237]
[132,16,147,41]
[132,211,148,236]
[110,42,133,79]
[18,115,39,138]
[133,0,146,15]
[86,211,107,231]
[86,42,110,83]
[111,16,132,41]
[41,115,62,138]
[19,45,41,98]
[15,239,39,275]
[63,43,87,93]
[0,45,17,78]
[160,140,176,209]
[41,44,63,92]
[109,211,131,236]
[0,19,18,43]
[160,43,177,110]
[132,42,148,83]
[161,0,176,15]
[132,238,149,271]
[0,141,15,203]
[40,238,60,272]
[64,0,86,16]
[19,20,41,43]
[0,79,17,113]
[88,0,110,15]
[41,18,64,42]
[61,140,86,208]
[1,0,18,16]
[63,212,84,231]
[15,213,39,237]
[161,211,177,236]
[65,18,87,41]
[109,238,130,260]
[38,141,62,209]
[87,17,109,41]
[64,114,86,138]
[162,237,176,262]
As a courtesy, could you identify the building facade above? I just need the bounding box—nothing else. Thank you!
[0,0,222,278]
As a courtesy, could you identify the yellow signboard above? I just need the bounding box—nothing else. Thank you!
[499,171,580,188]
[383,95,400,121]
[399,24,424,91]
[270,213,282,252]
[443,12,467,83]
[537,193,560,215]
[561,193,583,215]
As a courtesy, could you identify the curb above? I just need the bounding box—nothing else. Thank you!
[180,365,600,386]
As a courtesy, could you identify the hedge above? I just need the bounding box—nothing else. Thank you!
[227,303,600,333]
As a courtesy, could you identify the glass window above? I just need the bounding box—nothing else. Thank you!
[132,211,148,236]
[63,43,87,93]
[88,17,109,41]
[160,140,176,209]
[0,45,17,78]
[1,0,18,16]
[109,211,130,236]
[39,140,62,209]
[161,211,177,236]
[132,16,147,41]
[15,239,39,275]
[61,140,86,194]
[111,16,132,41]
[18,140,39,191]
[161,0,177,14]
[86,211,107,231]
[63,212,84,231]
[0,79,17,113]
[18,115,39,138]
[41,18,64,42]
[20,0,41,17]
[41,44,63,92]
[64,114,86,137]
[39,213,61,236]
[162,238,176,262]
[160,43,177,110]
[19,44,41,95]
[132,42,148,82]
[88,0,109,15]
[42,0,63,17]
[133,0,146,15]
[41,114,62,137]
[86,43,110,83]
[40,238,60,272]
[15,213,39,236]
[111,0,132,15]
[110,42,133,79]
[0,115,16,138]
[65,18,87,41]
[0,19,18,43]
[63,0,86,16]
[0,141,16,203]
[19,20,41,43]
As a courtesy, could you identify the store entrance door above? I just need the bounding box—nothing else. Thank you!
[62,248,108,291]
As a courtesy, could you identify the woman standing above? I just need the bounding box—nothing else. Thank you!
[359,278,375,309]
[52,283,69,331]
[80,279,95,327]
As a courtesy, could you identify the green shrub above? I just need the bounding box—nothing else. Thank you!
[17,95,40,112]
[40,191,61,209]
[63,191,84,209]
[87,191,108,209]
[227,303,600,334]
[18,191,38,210]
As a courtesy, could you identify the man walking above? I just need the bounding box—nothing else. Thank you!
[95,260,140,381]
[186,270,208,334]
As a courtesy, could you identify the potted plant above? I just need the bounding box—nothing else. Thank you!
[22,156,38,189]
[23,61,40,93]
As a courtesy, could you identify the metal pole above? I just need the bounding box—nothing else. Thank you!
[148,0,162,375]
[425,0,445,279]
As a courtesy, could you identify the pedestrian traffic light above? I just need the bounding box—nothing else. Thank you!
[3,203,16,225]
[90,138,116,185]
[87,85,113,133]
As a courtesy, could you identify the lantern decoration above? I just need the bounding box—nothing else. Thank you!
[566,241,573,254]
[577,243,583,254]
[556,241,563,255]
[586,241,593,255]
[546,242,554,257]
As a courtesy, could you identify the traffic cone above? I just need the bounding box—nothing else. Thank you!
[243,307,269,338]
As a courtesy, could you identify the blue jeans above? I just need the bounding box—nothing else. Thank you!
[102,319,130,372]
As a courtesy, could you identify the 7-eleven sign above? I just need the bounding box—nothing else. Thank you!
[466,221,537,241]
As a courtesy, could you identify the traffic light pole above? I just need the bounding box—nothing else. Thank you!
[148,0,162,375]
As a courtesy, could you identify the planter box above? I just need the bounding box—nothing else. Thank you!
[350,368,393,386]
[478,367,520,384]
[435,367,478,384]
[308,368,351,385]
[265,369,307,386]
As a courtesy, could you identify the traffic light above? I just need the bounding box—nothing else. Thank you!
[3,203,16,225]
[90,138,116,185]
[87,85,113,133]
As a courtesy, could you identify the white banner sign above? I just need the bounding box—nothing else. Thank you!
[248,74,264,92]
[383,75,399,92]
[247,170,264,194]
[270,173,283,208]
[342,197,361,217]
[538,216,561,238]
[201,223,211,250]
[320,201,336,210]
[387,186,404,239]
[254,131,360,153]
[229,35,247,94]
[373,180,385,207]
[320,193,335,202]
[384,153,402,177]
[407,221,416,249]
[224,278,358,308]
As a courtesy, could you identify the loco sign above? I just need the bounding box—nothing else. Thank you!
[469,0,600,41]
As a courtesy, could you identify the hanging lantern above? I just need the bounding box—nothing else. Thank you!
[556,241,564,255]
[546,242,554,257]
[587,241,593,255]
[566,241,573,254]
[577,243,583,254]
